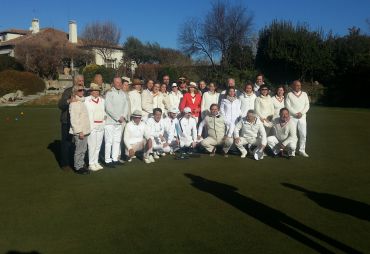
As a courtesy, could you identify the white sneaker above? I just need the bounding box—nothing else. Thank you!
[240,150,248,158]
[299,151,309,157]
[95,163,103,170]
[149,155,155,163]
[153,152,160,159]
[161,153,166,157]
[127,158,133,162]
[144,156,151,164]
[89,164,99,171]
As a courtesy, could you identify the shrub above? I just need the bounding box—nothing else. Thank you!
[82,64,117,87]
[0,55,24,72]
[0,70,45,97]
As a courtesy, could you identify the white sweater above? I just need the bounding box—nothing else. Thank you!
[84,95,105,130]
[152,93,165,114]
[123,121,149,148]
[146,117,166,138]
[129,90,142,114]
[271,118,298,146]
[220,98,241,137]
[141,89,153,116]
[285,91,310,119]
[179,116,197,143]
[272,95,285,119]
[239,92,257,117]
[164,117,179,142]
[69,97,91,135]
[105,87,129,125]
[201,91,220,118]
[168,91,183,109]
[255,95,274,120]
[234,117,267,145]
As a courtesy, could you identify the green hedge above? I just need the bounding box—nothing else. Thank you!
[0,70,45,97]
[0,55,24,72]
[81,64,117,87]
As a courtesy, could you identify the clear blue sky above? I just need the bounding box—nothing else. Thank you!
[1,0,369,49]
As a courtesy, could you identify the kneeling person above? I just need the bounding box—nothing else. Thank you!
[198,104,228,156]
[267,108,297,158]
[234,110,267,160]
[178,107,198,152]
[123,110,154,163]
[146,108,171,159]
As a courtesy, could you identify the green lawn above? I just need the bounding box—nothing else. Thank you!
[0,106,369,254]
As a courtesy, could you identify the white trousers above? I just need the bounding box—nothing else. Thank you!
[235,137,264,154]
[87,127,104,165]
[104,124,123,163]
[291,117,307,152]
[151,137,171,153]
[267,136,296,156]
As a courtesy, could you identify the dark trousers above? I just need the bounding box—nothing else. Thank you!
[60,122,73,167]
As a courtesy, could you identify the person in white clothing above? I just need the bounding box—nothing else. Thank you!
[285,80,310,157]
[163,107,180,154]
[254,73,265,96]
[123,110,154,163]
[84,83,105,171]
[267,108,298,158]
[201,82,220,119]
[239,81,257,117]
[160,83,169,116]
[129,78,142,115]
[272,85,285,120]
[178,107,198,152]
[146,108,171,159]
[234,110,267,160]
[104,77,129,167]
[168,83,183,110]
[141,79,154,120]
[152,83,166,115]
[255,85,274,134]
[219,78,241,103]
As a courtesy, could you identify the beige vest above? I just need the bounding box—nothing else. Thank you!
[204,115,226,140]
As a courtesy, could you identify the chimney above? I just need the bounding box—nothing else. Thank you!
[31,19,40,34]
[69,20,77,44]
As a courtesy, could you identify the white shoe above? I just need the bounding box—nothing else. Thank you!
[240,151,248,158]
[161,152,166,157]
[153,153,160,159]
[127,158,133,162]
[95,163,103,170]
[299,151,309,157]
[144,156,151,164]
[149,155,155,163]
[89,164,99,171]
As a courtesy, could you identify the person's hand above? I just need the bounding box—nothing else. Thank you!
[128,149,135,157]
[280,143,285,150]
[260,118,266,122]
[118,116,125,123]
[296,112,302,119]
[259,145,266,150]
[78,133,84,140]
[192,142,197,148]
[197,135,202,141]
[175,138,180,145]
[159,135,165,142]
[222,135,228,141]
[235,137,241,144]
[163,143,169,148]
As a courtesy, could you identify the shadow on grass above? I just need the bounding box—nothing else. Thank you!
[185,173,361,254]
[282,183,370,221]
[47,140,61,168]
[6,251,41,254]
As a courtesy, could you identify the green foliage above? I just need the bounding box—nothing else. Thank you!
[0,70,45,96]
[0,55,24,72]
[81,64,117,87]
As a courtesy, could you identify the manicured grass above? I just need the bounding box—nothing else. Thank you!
[0,106,369,254]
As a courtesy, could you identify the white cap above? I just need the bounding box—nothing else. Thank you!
[169,107,179,114]
[189,82,197,88]
[171,83,178,87]
[184,107,192,113]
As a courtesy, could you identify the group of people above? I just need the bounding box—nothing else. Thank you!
[58,73,310,175]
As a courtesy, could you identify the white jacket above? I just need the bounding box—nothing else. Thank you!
[201,91,220,118]
[168,91,183,109]
[129,90,142,114]
[105,87,129,125]
[146,117,166,138]
[285,91,310,119]
[220,98,241,137]
[234,117,267,145]
[69,97,91,135]
[239,92,257,117]
[84,95,105,130]
[164,117,179,142]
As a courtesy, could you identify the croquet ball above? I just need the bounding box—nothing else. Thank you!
[15,117,19,121]
[20,112,24,115]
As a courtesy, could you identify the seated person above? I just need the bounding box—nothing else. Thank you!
[163,107,181,154]
[267,108,298,158]
[146,108,171,159]
[197,104,228,156]
[123,110,154,163]
[234,109,267,160]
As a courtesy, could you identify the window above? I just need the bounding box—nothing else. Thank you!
[105,59,115,69]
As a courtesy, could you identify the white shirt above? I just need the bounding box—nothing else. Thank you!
[239,92,257,117]
[168,91,183,109]
[272,95,285,119]
[179,117,197,143]
[220,97,241,137]
[105,87,129,125]
[201,91,220,117]
[285,91,310,119]
[84,95,105,130]
[123,121,150,148]
[146,117,166,138]
[129,90,142,114]
[271,118,298,146]
[234,117,267,145]
[164,117,179,142]
[255,95,274,120]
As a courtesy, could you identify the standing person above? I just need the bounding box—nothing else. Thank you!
[254,73,265,96]
[198,80,208,95]
[104,77,129,167]
[69,84,91,174]
[220,87,241,140]
[152,83,166,115]
[285,80,310,157]
[239,81,257,117]
[84,83,105,171]
[160,83,170,116]
[168,83,183,109]
[179,82,202,122]
[129,78,143,115]
[141,79,155,120]
[201,82,220,119]
[58,74,84,171]
[197,104,228,156]
[178,107,198,152]
[162,74,171,90]
[93,73,111,96]
[272,85,286,120]
[178,77,188,94]
[146,108,171,158]
[123,110,154,163]
[234,110,267,160]
[220,78,241,102]
[121,79,131,119]
[255,84,274,134]
[267,108,297,158]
